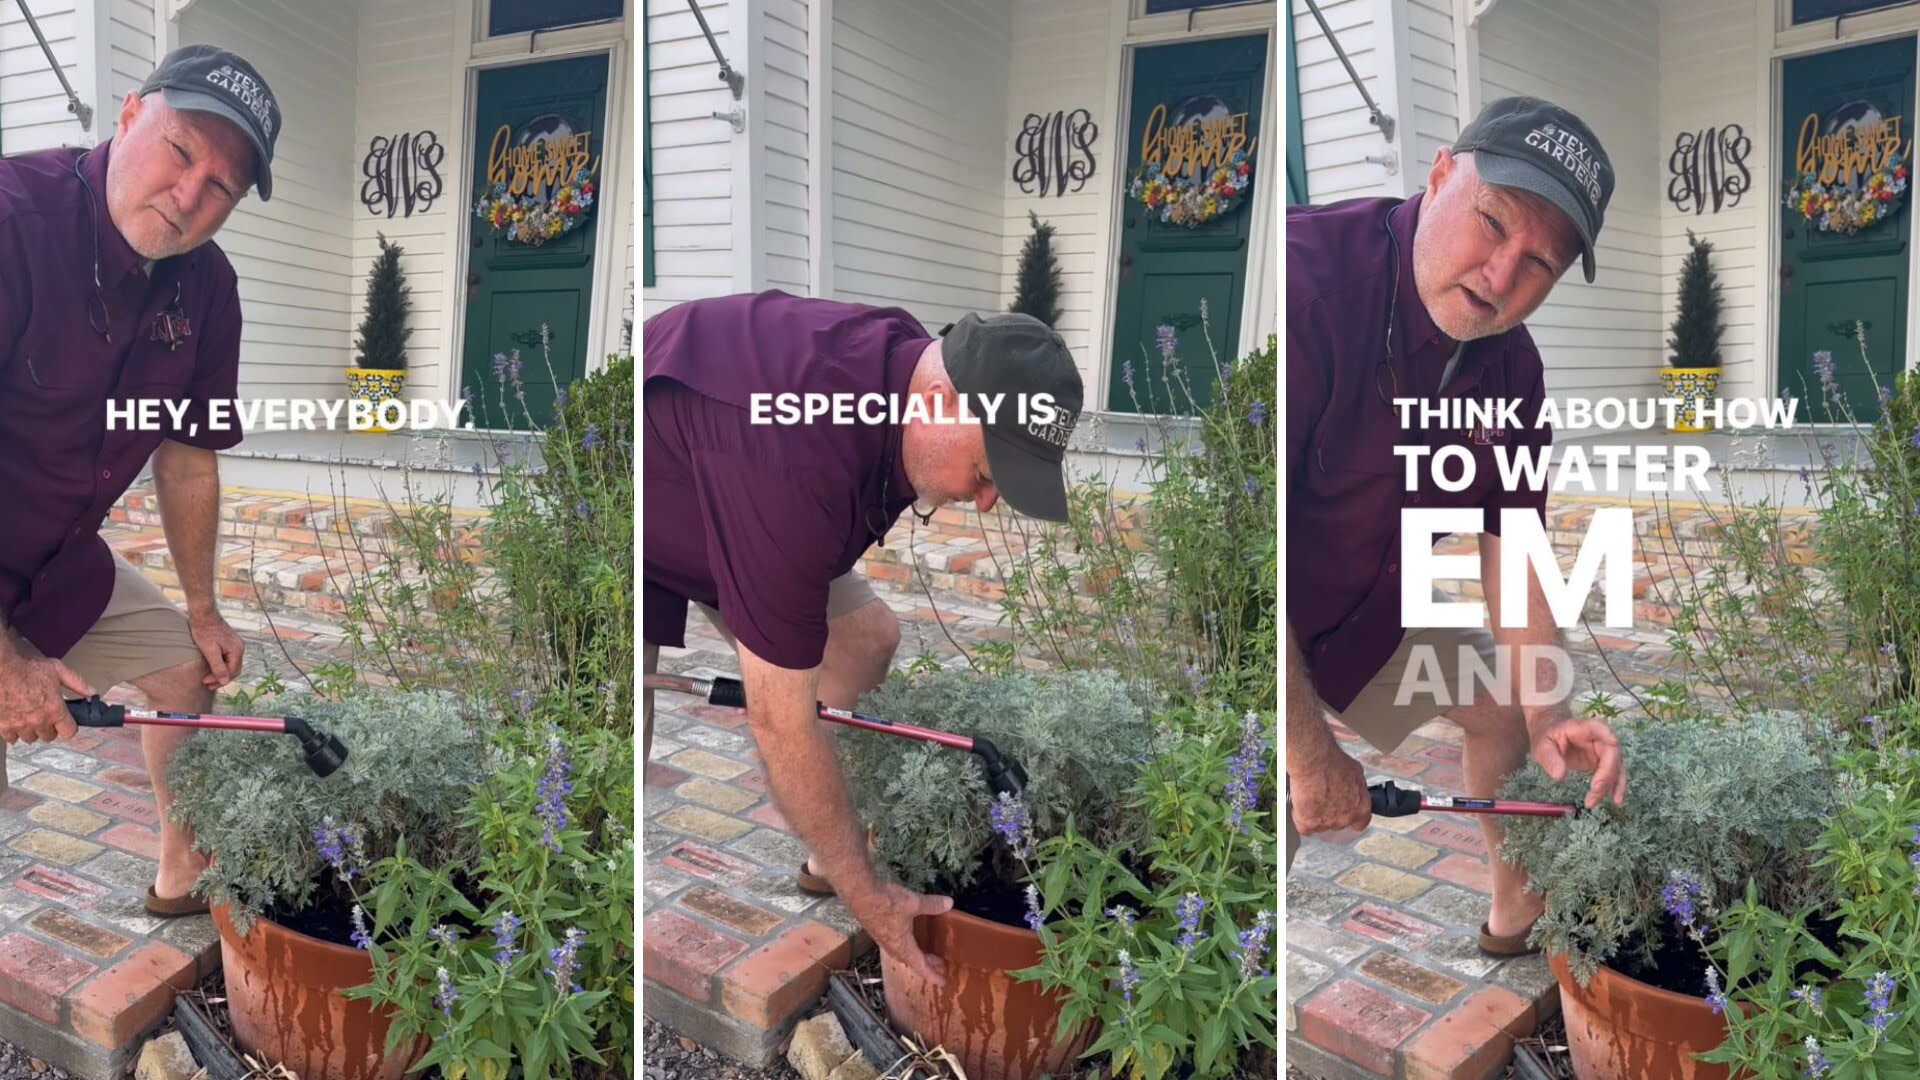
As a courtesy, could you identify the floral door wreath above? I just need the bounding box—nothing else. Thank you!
[476,165,597,246]
[1783,104,1910,235]
[1126,94,1257,229]
[1128,149,1253,228]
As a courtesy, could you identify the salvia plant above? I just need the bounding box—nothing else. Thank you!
[1672,700,1920,1078]
[267,340,637,1078]
[1019,701,1277,1080]
[843,667,1152,893]
[1496,708,1832,986]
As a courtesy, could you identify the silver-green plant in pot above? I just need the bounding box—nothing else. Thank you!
[165,687,493,933]
[842,667,1153,899]
[1497,707,1833,988]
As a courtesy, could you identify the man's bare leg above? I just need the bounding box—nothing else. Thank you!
[130,657,215,901]
[1443,690,1541,937]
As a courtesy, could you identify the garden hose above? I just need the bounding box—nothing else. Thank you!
[644,673,1030,799]
[1368,780,1578,819]
[64,696,350,778]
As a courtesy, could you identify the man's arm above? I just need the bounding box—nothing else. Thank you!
[151,439,243,686]
[734,640,950,983]
[1285,626,1372,834]
[151,440,221,618]
[1480,533,1626,807]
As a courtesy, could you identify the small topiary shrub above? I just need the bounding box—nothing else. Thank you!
[1496,709,1833,987]
[842,668,1153,894]
[165,688,493,932]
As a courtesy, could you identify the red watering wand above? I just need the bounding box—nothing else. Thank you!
[1369,780,1579,819]
[644,673,1029,801]
[64,696,350,779]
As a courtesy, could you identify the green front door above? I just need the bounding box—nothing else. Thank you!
[1107,33,1267,414]
[1780,37,1913,423]
[462,53,609,430]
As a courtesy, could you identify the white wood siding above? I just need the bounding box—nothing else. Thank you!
[179,0,358,401]
[352,0,455,398]
[1292,0,1396,202]
[643,0,738,318]
[764,0,807,294]
[107,0,155,104]
[1658,0,1761,400]
[829,0,1013,331]
[0,1,86,152]
[998,0,1109,389]
[1407,0,1457,166]
[1477,0,1664,401]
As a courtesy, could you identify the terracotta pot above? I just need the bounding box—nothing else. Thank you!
[881,908,1097,1080]
[1550,950,1737,1080]
[213,904,426,1080]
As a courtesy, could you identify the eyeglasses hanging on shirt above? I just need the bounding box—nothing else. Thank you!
[73,149,192,351]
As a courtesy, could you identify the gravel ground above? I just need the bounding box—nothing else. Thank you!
[643,1020,803,1080]
[0,1043,78,1080]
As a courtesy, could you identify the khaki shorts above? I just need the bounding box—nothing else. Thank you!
[642,572,881,761]
[2,548,203,793]
[1285,624,1499,871]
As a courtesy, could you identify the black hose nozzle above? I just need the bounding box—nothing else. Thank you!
[971,736,1027,801]
[283,716,349,778]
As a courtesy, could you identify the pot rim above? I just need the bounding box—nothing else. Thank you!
[211,902,373,962]
[1548,948,1725,1012]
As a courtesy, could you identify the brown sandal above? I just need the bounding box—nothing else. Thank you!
[145,885,210,918]
[1478,918,1542,956]
[797,863,835,897]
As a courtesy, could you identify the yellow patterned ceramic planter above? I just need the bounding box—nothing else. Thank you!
[1660,366,1720,433]
[346,368,407,434]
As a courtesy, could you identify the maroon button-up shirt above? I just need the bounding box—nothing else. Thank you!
[1287,194,1553,712]
[0,141,244,659]
[642,291,924,670]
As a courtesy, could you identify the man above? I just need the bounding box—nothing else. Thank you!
[0,45,279,918]
[643,290,1082,984]
[1286,97,1627,954]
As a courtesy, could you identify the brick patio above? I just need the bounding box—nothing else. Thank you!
[1284,498,1793,1079]
[0,481,378,1078]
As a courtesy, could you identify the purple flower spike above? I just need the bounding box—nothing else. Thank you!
[989,792,1034,859]
[1174,893,1207,954]
[546,927,586,995]
[493,911,522,968]
[1662,869,1705,936]
[1866,971,1899,1034]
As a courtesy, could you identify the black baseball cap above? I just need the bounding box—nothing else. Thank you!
[1452,96,1612,282]
[941,314,1083,522]
[139,44,281,201]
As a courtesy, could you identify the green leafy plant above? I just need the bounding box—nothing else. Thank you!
[287,338,636,1077]
[1694,702,1920,1078]
[1496,708,1832,985]
[164,687,488,932]
[354,233,412,371]
[844,668,1151,893]
[1021,702,1276,1080]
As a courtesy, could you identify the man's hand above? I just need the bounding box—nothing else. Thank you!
[1288,743,1372,836]
[1532,717,1626,809]
[187,612,244,689]
[0,654,90,745]
[842,879,954,986]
